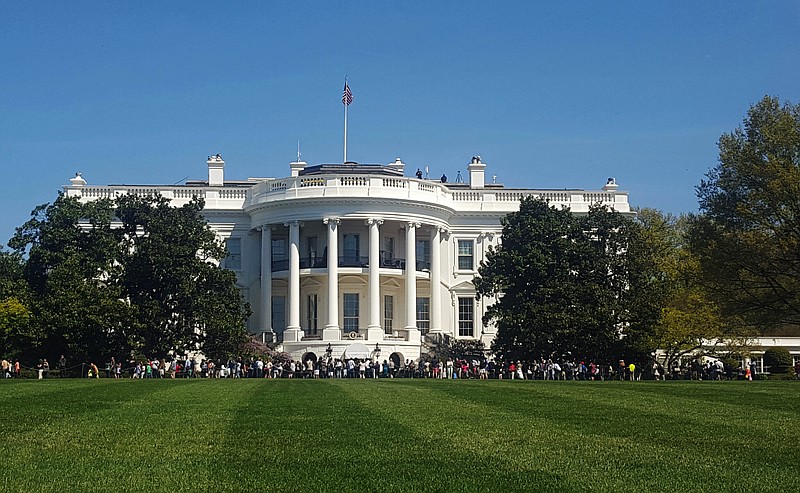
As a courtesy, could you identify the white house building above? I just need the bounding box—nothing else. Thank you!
[64,155,630,364]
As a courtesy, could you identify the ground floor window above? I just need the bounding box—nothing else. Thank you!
[416,297,430,335]
[384,295,394,334]
[458,297,474,337]
[343,293,359,333]
[272,296,286,335]
[306,294,318,335]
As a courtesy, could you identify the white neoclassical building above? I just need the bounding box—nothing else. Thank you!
[64,155,629,364]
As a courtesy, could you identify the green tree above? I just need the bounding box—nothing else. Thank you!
[475,198,662,363]
[0,297,31,359]
[763,346,792,376]
[691,96,800,328]
[636,210,721,368]
[426,335,486,362]
[9,195,129,363]
[9,193,250,362]
[113,194,250,359]
[0,248,34,358]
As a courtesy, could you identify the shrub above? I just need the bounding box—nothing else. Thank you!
[764,347,792,376]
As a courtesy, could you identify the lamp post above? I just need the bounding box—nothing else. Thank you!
[374,343,381,361]
[325,343,333,362]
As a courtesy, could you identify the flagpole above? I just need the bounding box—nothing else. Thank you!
[342,77,352,163]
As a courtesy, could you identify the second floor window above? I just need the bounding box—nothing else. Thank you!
[458,239,473,270]
[225,237,241,270]
[343,234,360,265]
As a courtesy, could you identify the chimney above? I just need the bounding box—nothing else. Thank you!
[290,159,307,177]
[207,154,224,186]
[388,157,405,174]
[602,177,619,192]
[69,172,87,187]
[467,155,486,189]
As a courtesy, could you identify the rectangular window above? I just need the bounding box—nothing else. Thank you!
[272,238,286,261]
[384,295,394,334]
[272,296,286,336]
[306,294,318,335]
[458,297,474,337]
[305,236,318,268]
[458,239,474,271]
[381,237,397,267]
[385,237,395,258]
[342,234,360,266]
[416,239,431,270]
[343,293,359,333]
[225,237,242,270]
[416,297,430,335]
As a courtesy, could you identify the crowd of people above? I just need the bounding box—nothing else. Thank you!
[3,354,793,381]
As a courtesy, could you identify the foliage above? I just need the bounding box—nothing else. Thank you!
[475,198,665,363]
[427,334,486,361]
[763,347,792,375]
[0,249,34,359]
[635,210,726,367]
[8,193,250,363]
[113,194,250,359]
[9,195,128,363]
[0,297,31,359]
[0,248,28,301]
[691,96,800,328]
[240,335,273,360]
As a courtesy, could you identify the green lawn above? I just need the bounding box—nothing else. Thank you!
[1,379,798,492]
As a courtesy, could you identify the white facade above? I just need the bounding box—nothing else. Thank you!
[64,155,629,363]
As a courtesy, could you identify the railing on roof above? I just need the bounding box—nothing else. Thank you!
[67,175,629,213]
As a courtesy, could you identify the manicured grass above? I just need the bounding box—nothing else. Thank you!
[1,380,798,492]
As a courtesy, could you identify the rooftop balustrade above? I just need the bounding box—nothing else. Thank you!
[66,174,629,214]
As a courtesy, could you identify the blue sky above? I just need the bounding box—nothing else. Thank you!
[2,1,799,245]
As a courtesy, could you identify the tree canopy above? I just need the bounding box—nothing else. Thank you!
[474,197,664,363]
[691,95,800,328]
[8,193,250,363]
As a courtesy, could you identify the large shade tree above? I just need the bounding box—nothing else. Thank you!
[474,197,664,363]
[114,194,250,359]
[636,209,741,369]
[9,194,250,363]
[690,96,800,329]
[9,197,129,363]
[0,248,32,359]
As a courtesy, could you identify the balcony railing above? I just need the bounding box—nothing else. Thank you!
[338,255,369,267]
[270,256,430,272]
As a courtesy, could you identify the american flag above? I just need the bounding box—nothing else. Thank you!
[342,82,353,106]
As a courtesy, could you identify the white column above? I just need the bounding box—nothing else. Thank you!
[404,222,421,343]
[429,227,442,334]
[259,226,273,340]
[323,218,340,340]
[366,218,384,341]
[479,232,494,344]
[284,220,302,342]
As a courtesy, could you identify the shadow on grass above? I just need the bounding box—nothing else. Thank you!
[403,380,800,492]
[208,379,570,492]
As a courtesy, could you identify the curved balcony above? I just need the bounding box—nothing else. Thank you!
[270,256,430,272]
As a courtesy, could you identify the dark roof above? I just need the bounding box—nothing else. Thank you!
[299,162,403,177]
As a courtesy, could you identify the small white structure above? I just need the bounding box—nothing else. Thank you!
[64,155,630,362]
